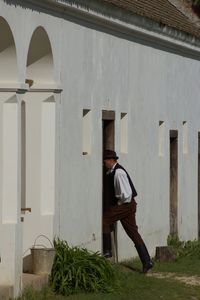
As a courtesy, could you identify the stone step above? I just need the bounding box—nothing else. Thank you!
[22,273,49,291]
[0,286,13,300]
[0,274,49,299]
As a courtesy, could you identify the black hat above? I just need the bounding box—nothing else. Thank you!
[103,149,119,160]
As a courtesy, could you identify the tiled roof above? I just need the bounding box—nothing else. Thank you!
[100,0,200,38]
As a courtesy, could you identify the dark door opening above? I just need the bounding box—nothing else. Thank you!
[198,133,200,239]
[170,130,178,237]
[102,110,118,261]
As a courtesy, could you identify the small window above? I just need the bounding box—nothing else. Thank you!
[82,109,91,155]
[182,121,188,154]
[159,121,165,157]
[120,113,128,153]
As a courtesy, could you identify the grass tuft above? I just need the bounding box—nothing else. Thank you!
[167,235,200,259]
[15,285,54,300]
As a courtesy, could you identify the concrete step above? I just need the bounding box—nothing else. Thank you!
[22,273,49,291]
[0,286,13,300]
[0,274,49,299]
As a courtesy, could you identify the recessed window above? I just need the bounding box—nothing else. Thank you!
[170,130,178,236]
[198,132,200,238]
[182,121,188,154]
[82,109,91,155]
[120,113,128,153]
[159,121,165,157]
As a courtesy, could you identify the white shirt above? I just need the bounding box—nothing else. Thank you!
[110,163,132,205]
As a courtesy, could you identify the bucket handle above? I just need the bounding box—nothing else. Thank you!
[33,234,54,249]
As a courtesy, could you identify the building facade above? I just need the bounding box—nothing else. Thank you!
[0,0,200,296]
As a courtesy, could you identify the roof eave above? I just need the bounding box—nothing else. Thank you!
[24,0,200,58]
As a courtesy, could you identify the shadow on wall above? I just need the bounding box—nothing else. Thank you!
[26,26,54,85]
[0,17,17,82]
[0,16,54,85]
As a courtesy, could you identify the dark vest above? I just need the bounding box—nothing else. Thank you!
[107,163,137,205]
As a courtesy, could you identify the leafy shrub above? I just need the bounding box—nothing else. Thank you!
[192,0,200,6]
[167,235,200,259]
[49,238,117,296]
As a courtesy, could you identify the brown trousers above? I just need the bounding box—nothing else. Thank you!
[103,199,144,246]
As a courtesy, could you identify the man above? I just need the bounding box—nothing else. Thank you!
[103,149,153,273]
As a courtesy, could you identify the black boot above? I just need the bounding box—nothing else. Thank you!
[103,233,112,258]
[135,243,154,273]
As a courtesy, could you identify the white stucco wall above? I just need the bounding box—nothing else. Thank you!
[0,0,200,294]
[58,19,200,259]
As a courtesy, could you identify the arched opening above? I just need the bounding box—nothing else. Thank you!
[26,26,54,85]
[0,17,17,82]
[22,27,56,275]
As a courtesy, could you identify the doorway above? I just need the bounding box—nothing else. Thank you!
[198,133,200,238]
[170,130,178,237]
[102,110,118,261]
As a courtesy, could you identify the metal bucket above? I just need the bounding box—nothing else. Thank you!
[31,248,55,275]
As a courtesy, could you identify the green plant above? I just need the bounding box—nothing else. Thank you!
[49,238,117,296]
[167,235,200,259]
[192,0,200,6]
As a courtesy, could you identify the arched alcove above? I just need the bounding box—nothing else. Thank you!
[0,17,17,82]
[26,26,54,85]
[22,27,56,273]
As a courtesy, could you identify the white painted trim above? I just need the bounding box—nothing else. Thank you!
[0,83,29,92]
[0,84,62,93]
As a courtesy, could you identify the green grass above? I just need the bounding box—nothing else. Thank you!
[63,269,200,300]
[18,273,200,300]
[125,256,200,276]
[16,237,200,299]
[155,257,200,275]
[17,258,200,300]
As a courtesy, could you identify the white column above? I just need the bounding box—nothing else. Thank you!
[0,92,22,298]
[2,96,18,224]
[41,96,56,215]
